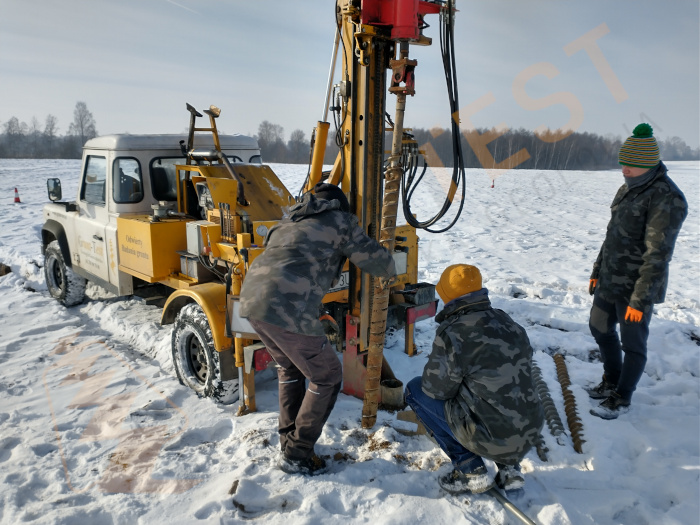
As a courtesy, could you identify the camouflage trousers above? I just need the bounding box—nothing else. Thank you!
[589,290,652,402]
[248,319,342,460]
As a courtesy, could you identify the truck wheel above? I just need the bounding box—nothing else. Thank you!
[172,303,239,404]
[44,240,86,306]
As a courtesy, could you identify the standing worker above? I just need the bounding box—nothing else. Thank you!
[240,183,396,475]
[587,124,687,419]
[404,264,543,494]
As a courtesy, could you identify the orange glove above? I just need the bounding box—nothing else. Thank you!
[320,314,339,336]
[589,279,598,296]
[625,306,643,323]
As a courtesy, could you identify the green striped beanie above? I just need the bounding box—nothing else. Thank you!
[619,123,660,168]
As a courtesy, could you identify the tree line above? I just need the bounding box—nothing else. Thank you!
[415,127,699,171]
[2,106,698,170]
[0,102,97,159]
[257,120,699,171]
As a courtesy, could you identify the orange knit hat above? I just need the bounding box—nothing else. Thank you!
[436,264,482,303]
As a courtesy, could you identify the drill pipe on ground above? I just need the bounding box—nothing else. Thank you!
[486,488,538,525]
[553,353,585,453]
[532,360,567,444]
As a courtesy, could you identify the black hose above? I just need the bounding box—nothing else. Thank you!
[401,0,467,233]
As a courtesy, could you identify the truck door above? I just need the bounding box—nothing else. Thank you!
[106,156,143,294]
[73,154,110,285]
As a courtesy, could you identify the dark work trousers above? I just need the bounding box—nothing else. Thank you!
[248,318,342,460]
[589,290,652,402]
[404,377,485,473]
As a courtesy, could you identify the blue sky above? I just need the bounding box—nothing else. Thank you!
[2,0,698,148]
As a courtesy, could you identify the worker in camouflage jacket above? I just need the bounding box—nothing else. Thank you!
[240,182,396,475]
[587,124,687,420]
[404,264,543,495]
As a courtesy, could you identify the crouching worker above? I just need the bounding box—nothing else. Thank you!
[405,264,543,494]
[240,183,396,476]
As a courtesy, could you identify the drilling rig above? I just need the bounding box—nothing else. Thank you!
[42,1,467,429]
[166,0,467,425]
[301,0,466,427]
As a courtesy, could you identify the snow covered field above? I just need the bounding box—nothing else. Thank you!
[0,159,698,525]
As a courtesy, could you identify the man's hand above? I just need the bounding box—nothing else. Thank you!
[320,314,339,337]
[624,306,643,323]
[588,279,598,296]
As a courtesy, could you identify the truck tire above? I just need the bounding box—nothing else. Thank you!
[172,303,239,404]
[44,240,86,306]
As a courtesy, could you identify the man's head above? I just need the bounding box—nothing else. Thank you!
[619,123,660,176]
[436,264,482,304]
[313,182,350,213]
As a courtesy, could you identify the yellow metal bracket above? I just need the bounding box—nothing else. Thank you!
[354,25,378,66]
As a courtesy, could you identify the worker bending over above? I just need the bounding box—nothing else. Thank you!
[240,183,396,475]
[405,264,543,494]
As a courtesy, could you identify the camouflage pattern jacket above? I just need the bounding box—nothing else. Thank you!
[239,193,396,336]
[591,162,687,313]
[421,290,544,465]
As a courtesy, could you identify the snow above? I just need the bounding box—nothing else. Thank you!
[1,158,698,525]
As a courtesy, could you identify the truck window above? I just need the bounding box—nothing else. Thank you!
[81,155,107,206]
[113,157,143,203]
[150,157,182,201]
[149,154,255,201]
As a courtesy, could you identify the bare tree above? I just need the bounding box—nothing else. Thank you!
[44,114,59,138]
[2,117,27,157]
[287,129,309,164]
[256,120,286,161]
[256,121,284,148]
[28,117,42,157]
[530,133,544,169]
[68,101,98,146]
[43,114,59,157]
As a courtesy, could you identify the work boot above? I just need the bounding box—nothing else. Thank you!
[586,376,616,400]
[590,392,630,420]
[495,463,525,491]
[277,453,327,476]
[438,465,494,495]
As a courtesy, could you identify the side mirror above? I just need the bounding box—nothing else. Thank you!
[47,178,62,202]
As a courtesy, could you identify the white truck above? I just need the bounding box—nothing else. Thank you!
[41,132,263,405]
[42,133,261,305]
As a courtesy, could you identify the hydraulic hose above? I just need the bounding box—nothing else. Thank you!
[401,0,466,233]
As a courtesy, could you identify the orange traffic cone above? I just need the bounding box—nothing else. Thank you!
[14,188,20,203]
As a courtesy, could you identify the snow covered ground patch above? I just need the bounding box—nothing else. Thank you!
[0,159,698,524]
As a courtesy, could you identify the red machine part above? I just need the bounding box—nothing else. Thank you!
[342,315,365,398]
[253,346,275,372]
[361,0,442,40]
